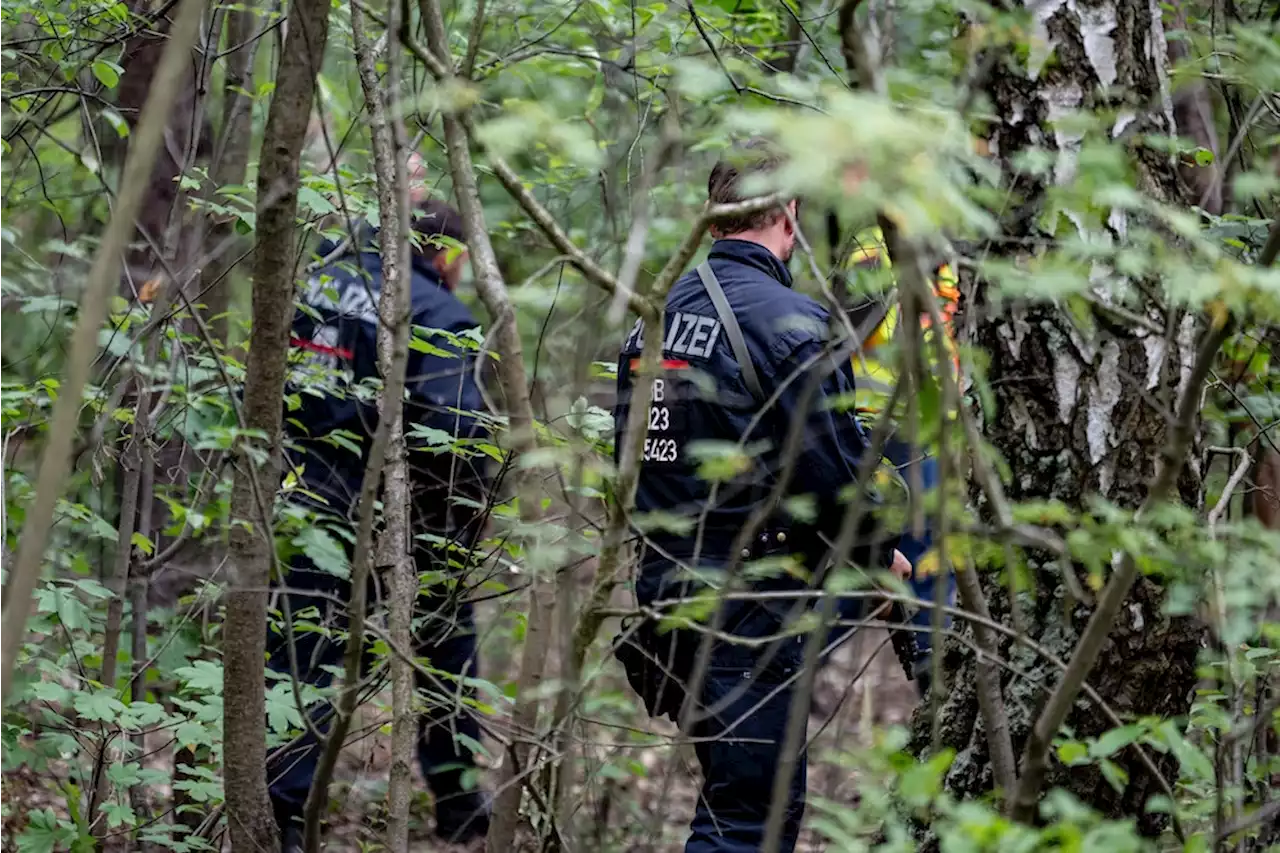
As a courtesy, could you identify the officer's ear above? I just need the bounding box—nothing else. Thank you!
[434,247,469,291]
[782,200,798,233]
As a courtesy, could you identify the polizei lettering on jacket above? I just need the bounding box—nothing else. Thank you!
[623,312,723,359]
[624,313,720,464]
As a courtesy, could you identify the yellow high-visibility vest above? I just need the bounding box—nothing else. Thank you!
[845,227,960,417]
[847,228,962,577]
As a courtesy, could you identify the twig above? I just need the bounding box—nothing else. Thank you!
[1207,446,1253,531]
[0,427,10,573]
[319,3,415,852]
[1214,798,1280,846]
[608,116,681,325]
[461,0,486,78]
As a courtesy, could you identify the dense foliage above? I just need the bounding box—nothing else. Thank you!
[1,0,1278,850]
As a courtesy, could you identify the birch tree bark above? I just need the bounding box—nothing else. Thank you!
[916,0,1208,832]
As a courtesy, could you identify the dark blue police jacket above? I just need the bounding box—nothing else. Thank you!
[613,238,893,590]
[284,236,489,533]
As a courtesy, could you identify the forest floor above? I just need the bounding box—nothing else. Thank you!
[0,604,919,853]
[315,625,919,853]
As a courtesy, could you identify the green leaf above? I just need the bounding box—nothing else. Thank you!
[29,680,72,704]
[100,802,137,829]
[19,294,70,314]
[172,776,222,804]
[291,527,350,579]
[173,719,214,751]
[1090,724,1143,758]
[131,532,154,556]
[102,108,130,138]
[297,186,336,217]
[17,809,70,853]
[1099,758,1129,793]
[1056,740,1089,765]
[265,682,305,735]
[121,701,169,729]
[74,690,126,723]
[687,440,754,483]
[897,748,954,808]
[407,336,455,358]
[107,763,143,787]
[408,424,455,447]
[92,60,122,89]
[176,659,223,693]
[1161,723,1214,781]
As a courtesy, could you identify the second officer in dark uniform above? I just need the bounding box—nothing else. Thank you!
[269,200,492,850]
[613,140,910,853]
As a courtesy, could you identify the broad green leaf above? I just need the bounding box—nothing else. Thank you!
[291,527,350,579]
[1090,724,1143,759]
[176,660,223,693]
[1056,741,1089,765]
[100,802,137,829]
[92,59,121,89]
[74,690,126,723]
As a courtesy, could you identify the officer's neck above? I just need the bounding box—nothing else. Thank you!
[712,229,790,264]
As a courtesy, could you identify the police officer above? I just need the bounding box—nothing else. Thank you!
[269,199,491,849]
[840,221,961,696]
[613,140,910,853]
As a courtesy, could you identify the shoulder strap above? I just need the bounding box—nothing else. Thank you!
[696,261,765,403]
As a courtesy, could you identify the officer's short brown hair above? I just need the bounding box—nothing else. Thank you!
[410,198,467,258]
[706,137,792,235]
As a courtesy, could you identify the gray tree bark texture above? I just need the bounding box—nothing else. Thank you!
[222,0,331,848]
[349,1,414,848]
[912,0,1206,835]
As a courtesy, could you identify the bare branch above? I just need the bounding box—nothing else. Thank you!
[301,2,414,850]
[1207,446,1253,531]
[462,0,486,78]
[464,131,651,318]
[417,1,556,849]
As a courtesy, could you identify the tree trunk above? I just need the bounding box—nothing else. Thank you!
[201,0,263,344]
[915,0,1206,834]
[350,1,414,848]
[105,0,212,294]
[221,0,330,847]
[416,2,558,849]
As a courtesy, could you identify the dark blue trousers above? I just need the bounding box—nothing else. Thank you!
[265,551,483,829]
[637,572,807,853]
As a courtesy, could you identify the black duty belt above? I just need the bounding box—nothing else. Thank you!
[640,527,796,564]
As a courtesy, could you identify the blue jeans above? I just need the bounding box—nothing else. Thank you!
[265,551,483,830]
[884,438,955,656]
[635,571,807,853]
[831,437,956,657]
